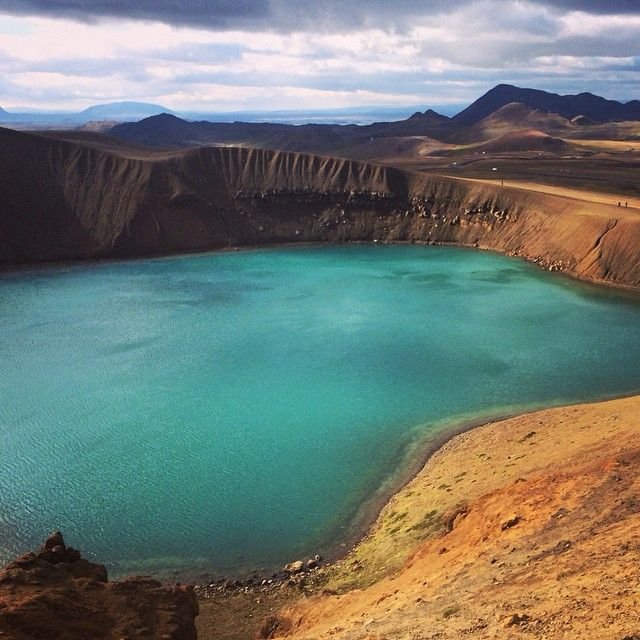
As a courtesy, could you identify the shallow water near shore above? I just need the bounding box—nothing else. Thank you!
[2,244,640,578]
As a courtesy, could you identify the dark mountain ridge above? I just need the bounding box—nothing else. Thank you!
[454,84,640,125]
[109,112,455,155]
[408,109,450,121]
[1,84,638,134]
[108,85,640,154]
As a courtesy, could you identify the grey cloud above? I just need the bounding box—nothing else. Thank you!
[543,1,640,13]
[548,35,640,59]
[151,43,248,65]
[3,0,637,33]
[31,57,144,78]
[0,0,269,28]
[0,0,432,29]
[418,34,639,69]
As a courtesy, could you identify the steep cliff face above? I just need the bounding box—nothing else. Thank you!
[1,127,639,290]
[0,532,198,640]
[0,127,150,262]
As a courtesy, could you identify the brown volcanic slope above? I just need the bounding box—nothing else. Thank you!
[2,126,640,289]
[451,103,576,143]
[456,129,578,155]
[0,532,198,640]
[338,135,452,162]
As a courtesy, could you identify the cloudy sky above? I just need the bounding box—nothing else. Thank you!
[0,1,639,113]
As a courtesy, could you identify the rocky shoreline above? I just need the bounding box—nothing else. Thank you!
[193,554,326,600]
[4,395,640,640]
[189,397,609,598]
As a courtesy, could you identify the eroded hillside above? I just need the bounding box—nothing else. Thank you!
[1,126,640,290]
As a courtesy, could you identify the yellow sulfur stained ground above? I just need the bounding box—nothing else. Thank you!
[266,394,640,639]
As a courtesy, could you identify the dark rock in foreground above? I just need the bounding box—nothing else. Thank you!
[0,532,198,640]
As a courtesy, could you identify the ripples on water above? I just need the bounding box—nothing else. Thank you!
[2,245,640,577]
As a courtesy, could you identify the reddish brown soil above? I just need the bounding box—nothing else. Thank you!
[0,532,198,640]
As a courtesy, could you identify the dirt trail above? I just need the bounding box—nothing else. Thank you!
[447,176,640,212]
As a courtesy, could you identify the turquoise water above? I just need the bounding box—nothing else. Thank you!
[2,245,640,578]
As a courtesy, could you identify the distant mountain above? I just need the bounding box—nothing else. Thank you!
[1,84,638,133]
[79,102,173,121]
[110,113,202,146]
[454,84,640,125]
[0,102,173,126]
[0,104,444,129]
[109,90,640,155]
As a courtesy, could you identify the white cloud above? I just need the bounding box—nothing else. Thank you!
[559,11,640,38]
[534,55,637,71]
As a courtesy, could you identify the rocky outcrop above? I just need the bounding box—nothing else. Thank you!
[0,532,198,640]
[1,126,640,290]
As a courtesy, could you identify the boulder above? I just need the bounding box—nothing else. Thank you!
[501,514,521,531]
[283,560,304,574]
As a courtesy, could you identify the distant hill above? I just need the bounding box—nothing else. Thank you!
[407,109,450,123]
[109,95,640,156]
[454,84,640,125]
[466,129,577,154]
[79,102,173,121]
[109,112,189,144]
[480,102,569,126]
[109,112,454,155]
[465,102,575,141]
